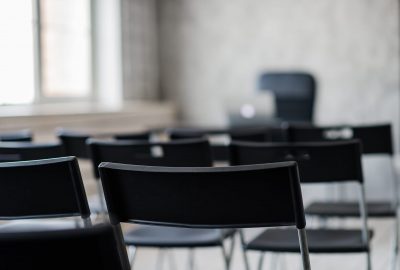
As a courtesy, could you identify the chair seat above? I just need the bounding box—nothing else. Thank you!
[0,219,80,232]
[124,225,236,248]
[306,201,396,217]
[246,229,372,253]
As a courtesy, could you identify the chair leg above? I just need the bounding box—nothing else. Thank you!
[366,251,372,270]
[257,252,265,270]
[221,235,236,270]
[128,246,137,270]
[239,230,251,270]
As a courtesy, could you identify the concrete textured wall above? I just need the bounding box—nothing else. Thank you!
[158,0,399,147]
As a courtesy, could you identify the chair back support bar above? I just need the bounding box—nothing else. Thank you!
[0,157,90,219]
[230,140,363,184]
[99,162,306,229]
[88,138,213,178]
[289,124,393,155]
[0,224,130,270]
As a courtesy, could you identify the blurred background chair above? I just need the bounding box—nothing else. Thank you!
[289,123,399,269]
[230,140,371,270]
[0,157,91,232]
[88,138,238,269]
[259,72,316,123]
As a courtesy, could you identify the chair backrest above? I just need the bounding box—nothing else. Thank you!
[113,131,151,141]
[56,129,91,159]
[259,72,316,122]
[0,224,130,270]
[87,138,213,178]
[230,140,363,184]
[0,129,32,142]
[0,142,65,162]
[0,157,90,220]
[288,123,393,155]
[99,161,306,229]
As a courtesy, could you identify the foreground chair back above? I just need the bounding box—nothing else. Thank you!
[230,140,370,269]
[0,129,32,142]
[0,157,91,226]
[99,162,311,270]
[0,224,130,270]
[0,142,65,162]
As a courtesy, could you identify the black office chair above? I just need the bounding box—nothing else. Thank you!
[0,142,65,162]
[99,162,311,270]
[289,123,398,269]
[0,224,130,270]
[168,127,287,162]
[259,72,316,123]
[0,157,91,231]
[56,129,91,159]
[230,140,371,270]
[0,129,32,142]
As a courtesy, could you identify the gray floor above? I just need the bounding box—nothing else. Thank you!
[128,219,396,270]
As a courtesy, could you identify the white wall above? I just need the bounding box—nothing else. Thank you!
[159,0,399,147]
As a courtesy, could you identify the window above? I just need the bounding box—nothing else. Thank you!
[40,0,92,99]
[0,0,92,105]
[0,1,35,105]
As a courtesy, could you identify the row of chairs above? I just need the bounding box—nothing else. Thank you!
[0,123,396,270]
[0,155,309,269]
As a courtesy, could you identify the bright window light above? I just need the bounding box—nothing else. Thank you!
[0,1,35,105]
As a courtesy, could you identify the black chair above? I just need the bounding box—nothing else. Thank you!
[259,72,316,123]
[56,129,91,159]
[0,224,130,270]
[113,131,152,141]
[87,138,237,269]
[0,129,32,142]
[289,123,398,269]
[0,157,91,231]
[230,140,371,270]
[0,142,65,162]
[168,127,288,162]
[99,162,311,270]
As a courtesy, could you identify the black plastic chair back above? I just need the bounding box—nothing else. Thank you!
[0,224,130,270]
[259,72,316,122]
[230,140,363,184]
[0,142,65,162]
[87,138,213,178]
[56,129,91,159]
[0,157,90,220]
[113,131,151,141]
[289,124,393,155]
[169,127,288,161]
[99,162,306,229]
[0,130,32,142]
